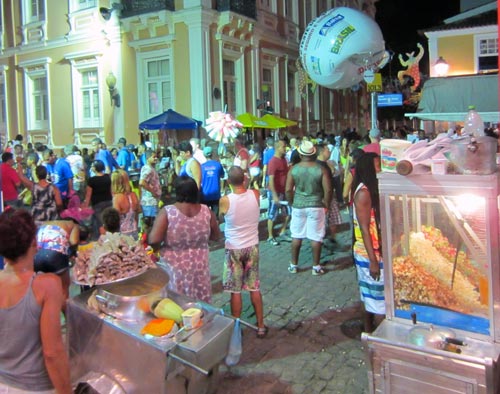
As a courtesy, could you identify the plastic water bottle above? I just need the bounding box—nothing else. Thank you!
[463,105,485,137]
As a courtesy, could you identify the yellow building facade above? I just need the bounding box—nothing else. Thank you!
[0,0,378,148]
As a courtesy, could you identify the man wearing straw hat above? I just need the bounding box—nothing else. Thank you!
[285,140,332,276]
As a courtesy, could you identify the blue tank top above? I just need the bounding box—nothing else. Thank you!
[0,274,53,390]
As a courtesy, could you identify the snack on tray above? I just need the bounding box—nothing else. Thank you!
[393,256,464,313]
[141,318,176,337]
[421,225,484,288]
[393,232,487,315]
[153,298,184,324]
[73,233,156,286]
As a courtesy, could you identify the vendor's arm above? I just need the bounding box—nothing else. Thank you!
[36,274,72,394]
[355,188,380,280]
[209,210,222,241]
[148,208,168,248]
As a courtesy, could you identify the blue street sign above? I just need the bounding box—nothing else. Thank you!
[377,93,403,107]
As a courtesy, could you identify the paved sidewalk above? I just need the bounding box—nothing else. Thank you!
[209,208,370,394]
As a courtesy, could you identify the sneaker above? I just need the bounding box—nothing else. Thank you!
[267,237,280,246]
[312,266,325,276]
[278,233,292,242]
[288,264,298,274]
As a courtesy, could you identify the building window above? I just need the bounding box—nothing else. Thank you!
[64,52,102,129]
[79,69,100,127]
[145,58,171,116]
[69,0,97,12]
[23,0,45,23]
[477,36,498,73]
[26,74,48,130]
[223,59,237,114]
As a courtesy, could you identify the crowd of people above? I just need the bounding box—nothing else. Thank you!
[0,128,391,392]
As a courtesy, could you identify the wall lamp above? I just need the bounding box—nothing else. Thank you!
[105,72,121,108]
[434,56,449,77]
[100,3,123,21]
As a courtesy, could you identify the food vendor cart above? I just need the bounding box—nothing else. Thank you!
[67,268,234,394]
[362,172,500,394]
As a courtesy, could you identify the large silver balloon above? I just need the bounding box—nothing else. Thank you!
[299,7,386,89]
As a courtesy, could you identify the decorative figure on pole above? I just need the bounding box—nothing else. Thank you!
[397,43,424,92]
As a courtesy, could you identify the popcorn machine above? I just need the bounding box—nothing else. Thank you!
[362,172,500,394]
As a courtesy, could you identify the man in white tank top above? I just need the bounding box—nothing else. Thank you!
[219,166,267,338]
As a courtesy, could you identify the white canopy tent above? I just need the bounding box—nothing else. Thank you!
[405,74,499,123]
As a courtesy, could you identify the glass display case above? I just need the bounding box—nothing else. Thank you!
[362,172,500,394]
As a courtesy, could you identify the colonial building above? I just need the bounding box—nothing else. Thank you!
[0,0,378,147]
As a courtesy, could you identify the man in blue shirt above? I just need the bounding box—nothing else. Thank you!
[200,146,224,216]
[116,137,131,172]
[91,137,119,174]
[44,149,74,203]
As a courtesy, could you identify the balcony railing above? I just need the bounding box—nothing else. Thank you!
[216,0,256,20]
[121,0,175,18]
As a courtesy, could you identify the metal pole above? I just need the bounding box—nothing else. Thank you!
[370,91,378,131]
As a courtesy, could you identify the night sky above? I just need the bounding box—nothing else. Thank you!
[375,0,461,78]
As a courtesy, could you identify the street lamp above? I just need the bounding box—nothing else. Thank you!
[434,56,449,77]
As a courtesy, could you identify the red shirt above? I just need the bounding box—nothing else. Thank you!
[1,163,20,200]
[267,156,288,194]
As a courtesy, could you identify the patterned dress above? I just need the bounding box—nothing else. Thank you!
[160,204,212,303]
[31,183,59,222]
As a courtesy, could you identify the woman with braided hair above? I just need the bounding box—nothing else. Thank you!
[351,152,385,333]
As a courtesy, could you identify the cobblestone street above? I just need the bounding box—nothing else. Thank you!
[208,208,370,394]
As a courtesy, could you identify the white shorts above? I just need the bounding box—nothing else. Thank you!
[290,207,325,242]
